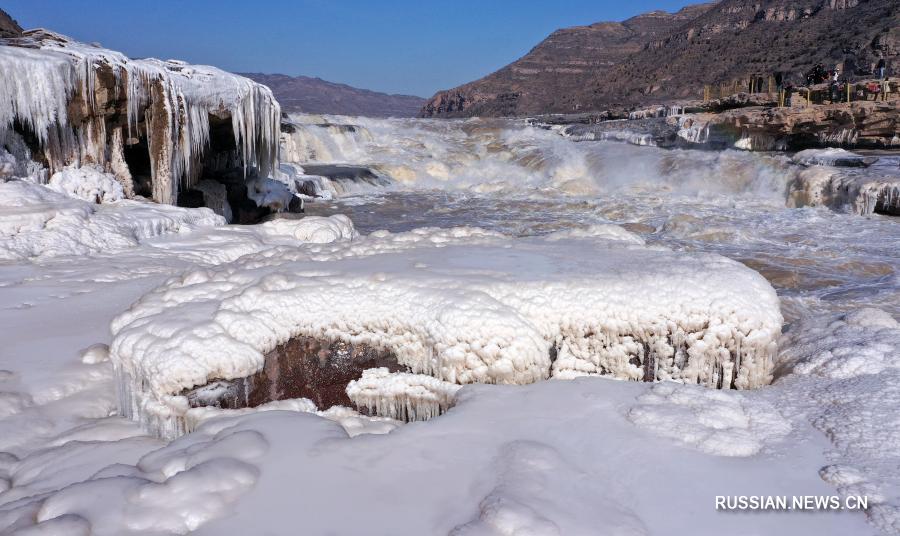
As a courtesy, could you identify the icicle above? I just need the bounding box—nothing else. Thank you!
[346,368,461,422]
[1,30,280,203]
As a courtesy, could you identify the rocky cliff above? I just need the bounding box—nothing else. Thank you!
[423,0,900,117]
[0,8,22,38]
[421,3,714,118]
[241,73,425,117]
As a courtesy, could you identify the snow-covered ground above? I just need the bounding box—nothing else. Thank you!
[1,116,899,535]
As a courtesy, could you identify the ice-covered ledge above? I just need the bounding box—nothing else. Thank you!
[109,223,783,439]
[0,29,280,205]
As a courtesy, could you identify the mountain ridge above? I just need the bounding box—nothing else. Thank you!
[240,72,425,118]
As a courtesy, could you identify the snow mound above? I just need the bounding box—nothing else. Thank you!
[109,225,783,438]
[48,165,124,203]
[0,419,265,534]
[450,441,646,536]
[258,214,356,243]
[0,179,223,260]
[777,308,900,380]
[627,382,791,456]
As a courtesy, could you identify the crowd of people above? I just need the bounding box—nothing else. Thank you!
[768,57,892,106]
[707,58,892,106]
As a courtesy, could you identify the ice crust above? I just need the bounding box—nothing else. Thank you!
[0,30,280,204]
[776,309,900,533]
[108,222,782,438]
[628,382,791,456]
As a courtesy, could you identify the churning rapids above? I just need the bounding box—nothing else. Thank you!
[287,114,900,322]
[2,112,900,535]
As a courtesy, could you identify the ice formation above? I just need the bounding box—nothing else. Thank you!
[108,223,783,438]
[676,116,712,145]
[628,105,683,120]
[777,308,900,380]
[0,416,266,534]
[788,165,900,215]
[346,368,461,422]
[0,30,280,205]
[193,179,231,221]
[2,113,895,533]
[792,148,878,168]
[245,176,297,212]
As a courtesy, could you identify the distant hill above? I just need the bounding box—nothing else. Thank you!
[422,0,900,117]
[240,73,425,118]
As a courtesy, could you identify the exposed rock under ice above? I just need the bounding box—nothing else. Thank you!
[180,336,404,412]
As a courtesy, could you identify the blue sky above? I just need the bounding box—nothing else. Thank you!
[6,0,696,97]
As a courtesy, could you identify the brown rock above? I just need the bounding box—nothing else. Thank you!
[182,336,405,411]
[0,8,22,38]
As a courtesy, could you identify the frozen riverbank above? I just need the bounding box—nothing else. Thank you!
[0,113,898,534]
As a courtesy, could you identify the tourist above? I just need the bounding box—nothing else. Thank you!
[877,58,886,80]
[829,69,841,102]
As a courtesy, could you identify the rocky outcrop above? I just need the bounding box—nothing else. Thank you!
[241,73,425,117]
[423,0,900,117]
[674,100,900,150]
[0,9,21,38]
